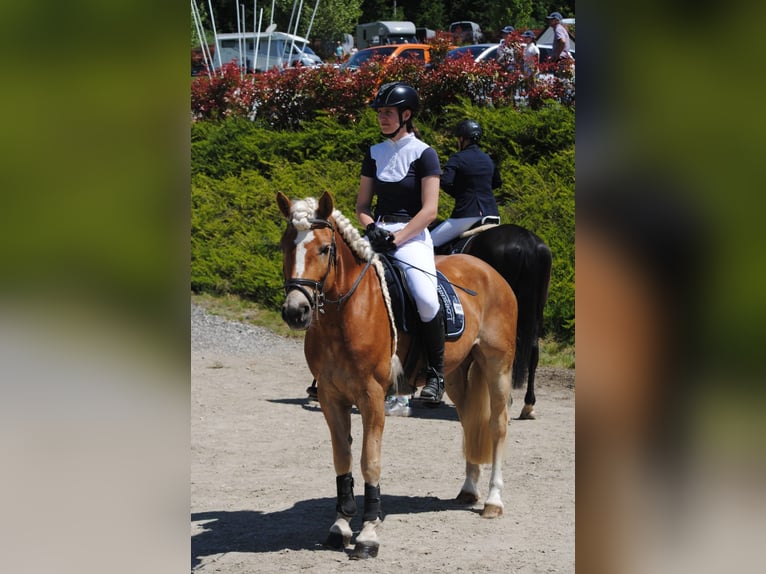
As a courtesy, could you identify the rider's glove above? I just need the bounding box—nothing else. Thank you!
[365,223,397,253]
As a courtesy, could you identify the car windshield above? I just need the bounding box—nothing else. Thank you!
[343,46,397,68]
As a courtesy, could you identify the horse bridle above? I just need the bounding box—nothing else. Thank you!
[283,217,373,315]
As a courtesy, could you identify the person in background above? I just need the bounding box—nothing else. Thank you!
[545,12,572,62]
[334,41,344,61]
[358,82,446,407]
[497,25,521,71]
[521,30,540,79]
[430,119,501,248]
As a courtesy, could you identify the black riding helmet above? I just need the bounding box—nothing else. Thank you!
[455,119,483,144]
[370,82,419,113]
[370,82,419,138]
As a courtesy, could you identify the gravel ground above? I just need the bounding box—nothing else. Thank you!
[191,303,301,357]
[191,302,575,573]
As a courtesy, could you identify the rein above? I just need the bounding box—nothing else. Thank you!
[283,217,372,315]
[387,255,478,297]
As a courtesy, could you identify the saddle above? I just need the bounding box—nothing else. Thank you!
[434,216,500,256]
[377,254,465,340]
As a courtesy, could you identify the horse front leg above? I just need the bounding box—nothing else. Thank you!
[321,396,355,550]
[349,388,385,560]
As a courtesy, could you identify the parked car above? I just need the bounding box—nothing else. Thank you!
[203,31,324,73]
[339,43,432,71]
[445,43,501,63]
[449,21,483,44]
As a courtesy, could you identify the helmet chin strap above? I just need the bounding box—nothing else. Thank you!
[381,111,407,139]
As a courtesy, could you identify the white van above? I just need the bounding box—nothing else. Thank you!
[214,31,323,72]
[355,21,418,50]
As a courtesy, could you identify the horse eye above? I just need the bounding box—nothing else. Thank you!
[319,244,331,255]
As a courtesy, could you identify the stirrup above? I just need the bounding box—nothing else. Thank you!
[419,371,444,404]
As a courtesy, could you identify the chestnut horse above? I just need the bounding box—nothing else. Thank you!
[436,224,552,419]
[277,192,517,559]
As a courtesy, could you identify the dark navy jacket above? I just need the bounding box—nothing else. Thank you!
[440,144,501,218]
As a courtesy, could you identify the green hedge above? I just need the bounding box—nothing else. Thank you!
[191,101,574,341]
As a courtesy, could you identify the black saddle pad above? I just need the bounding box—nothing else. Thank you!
[378,255,465,340]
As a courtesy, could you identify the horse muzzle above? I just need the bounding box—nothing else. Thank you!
[281,288,313,330]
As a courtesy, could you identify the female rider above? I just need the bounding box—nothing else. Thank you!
[357,82,445,405]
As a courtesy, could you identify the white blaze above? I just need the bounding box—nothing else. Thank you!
[293,230,314,277]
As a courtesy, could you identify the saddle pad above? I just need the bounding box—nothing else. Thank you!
[436,271,465,340]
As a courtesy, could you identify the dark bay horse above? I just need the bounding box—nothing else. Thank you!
[437,224,552,419]
[277,192,518,559]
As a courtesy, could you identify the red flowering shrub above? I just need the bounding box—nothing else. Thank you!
[427,31,457,65]
[191,62,253,120]
[526,61,575,110]
[190,51,575,124]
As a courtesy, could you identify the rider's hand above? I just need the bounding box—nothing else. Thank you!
[365,224,396,253]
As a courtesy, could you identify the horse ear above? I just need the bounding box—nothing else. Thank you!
[317,191,334,219]
[276,192,292,219]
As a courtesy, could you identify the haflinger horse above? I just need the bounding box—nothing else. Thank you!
[435,224,552,419]
[277,191,518,560]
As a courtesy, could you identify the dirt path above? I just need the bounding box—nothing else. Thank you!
[191,309,574,573]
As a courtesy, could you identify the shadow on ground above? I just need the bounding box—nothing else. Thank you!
[192,493,476,568]
[268,397,461,422]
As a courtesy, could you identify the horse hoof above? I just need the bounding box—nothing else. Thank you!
[324,530,350,549]
[481,503,503,518]
[519,404,536,420]
[455,490,479,505]
[349,541,379,559]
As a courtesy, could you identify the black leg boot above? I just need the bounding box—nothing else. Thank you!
[419,309,445,405]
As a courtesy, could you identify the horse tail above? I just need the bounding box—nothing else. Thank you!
[458,363,502,464]
[390,355,405,394]
[511,240,552,389]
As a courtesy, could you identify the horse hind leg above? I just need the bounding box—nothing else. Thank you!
[475,360,510,518]
[519,240,551,420]
[456,461,481,506]
[519,341,539,420]
[480,423,507,518]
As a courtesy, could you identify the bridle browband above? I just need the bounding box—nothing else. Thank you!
[283,216,373,315]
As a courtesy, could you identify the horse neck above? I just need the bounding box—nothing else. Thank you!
[322,225,398,360]
[328,231,374,300]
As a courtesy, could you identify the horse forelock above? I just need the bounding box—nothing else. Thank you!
[289,198,319,231]
[289,200,372,264]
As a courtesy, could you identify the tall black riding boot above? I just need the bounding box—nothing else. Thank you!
[419,309,445,404]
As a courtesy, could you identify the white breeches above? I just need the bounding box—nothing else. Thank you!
[379,222,439,322]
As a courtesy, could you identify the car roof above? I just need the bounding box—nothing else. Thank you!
[446,43,499,61]
[341,43,432,69]
[358,43,431,53]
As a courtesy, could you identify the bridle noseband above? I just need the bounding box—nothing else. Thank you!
[283,217,374,316]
